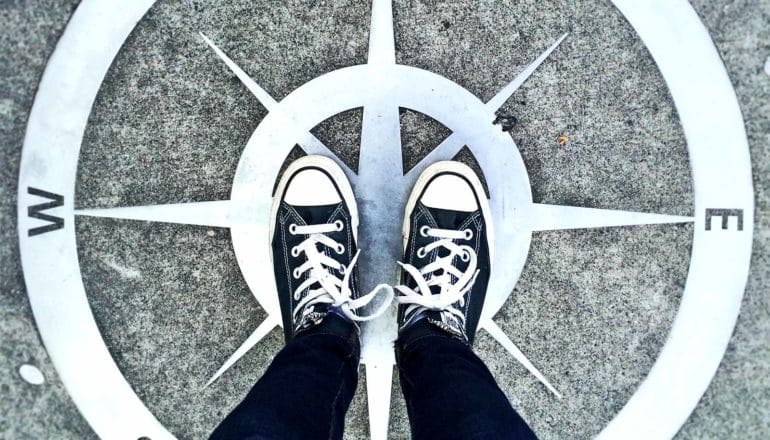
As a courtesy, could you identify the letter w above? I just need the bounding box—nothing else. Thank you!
[27,187,64,237]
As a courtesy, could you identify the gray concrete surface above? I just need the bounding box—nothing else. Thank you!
[1,0,768,439]
[1,1,95,438]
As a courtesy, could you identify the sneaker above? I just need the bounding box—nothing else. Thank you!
[396,161,493,345]
[270,155,393,340]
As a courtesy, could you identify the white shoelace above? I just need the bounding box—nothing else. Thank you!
[289,221,393,324]
[395,226,480,325]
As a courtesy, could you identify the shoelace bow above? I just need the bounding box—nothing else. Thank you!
[289,222,393,324]
[395,226,480,324]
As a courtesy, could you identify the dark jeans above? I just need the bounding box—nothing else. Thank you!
[210,315,537,440]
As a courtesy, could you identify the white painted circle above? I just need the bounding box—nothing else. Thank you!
[16,1,754,439]
[19,364,45,385]
[229,63,534,364]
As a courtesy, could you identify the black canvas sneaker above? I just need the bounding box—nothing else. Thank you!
[396,161,493,345]
[270,155,393,340]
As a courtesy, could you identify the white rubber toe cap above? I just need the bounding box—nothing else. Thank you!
[420,174,478,212]
[284,169,342,206]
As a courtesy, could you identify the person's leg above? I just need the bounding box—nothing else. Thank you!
[210,314,359,440]
[211,156,392,439]
[397,321,537,440]
[394,161,538,439]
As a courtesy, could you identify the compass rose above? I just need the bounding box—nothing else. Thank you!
[18,0,753,439]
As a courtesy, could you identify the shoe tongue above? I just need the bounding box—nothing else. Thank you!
[424,205,473,230]
[290,203,340,225]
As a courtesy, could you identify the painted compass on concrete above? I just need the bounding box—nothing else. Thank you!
[18,0,754,438]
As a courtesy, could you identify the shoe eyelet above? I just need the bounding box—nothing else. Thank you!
[463,229,473,240]
[460,250,471,262]
[291,246,300,257]
[292,268,301,279]
[293,291,300,300]
[338,264,347,274]
[416,247,427,258]
[334,220,344,231]
[419,225,431,237]
[288,223,298,235]
[336,244,345,254]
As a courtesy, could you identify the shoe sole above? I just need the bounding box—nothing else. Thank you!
[268,155,359,246]
[402,161,495,262]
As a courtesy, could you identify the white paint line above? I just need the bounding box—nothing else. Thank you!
[200,33,278,109]
[76,200,244,228]
[531,204,694,231]
[367,0,396,65]
[481,318,563,399]
[201,32,355,178]
[406,32,567,179]
[364,361,394,440]
[486,33,569,112]
[204,314,280,388]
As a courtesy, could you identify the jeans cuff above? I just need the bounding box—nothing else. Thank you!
[295,313,361,356]
[396,319,466,355]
